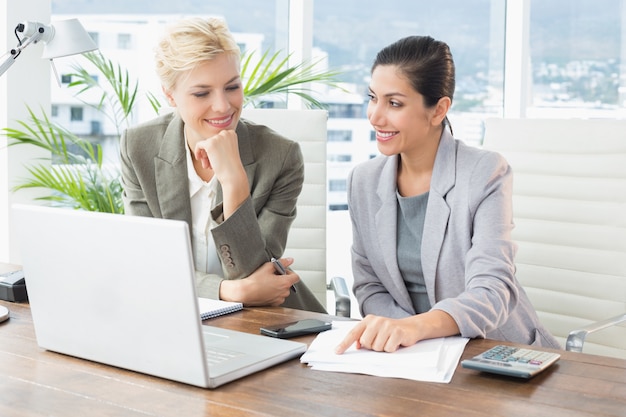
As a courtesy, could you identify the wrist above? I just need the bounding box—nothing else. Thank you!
[221,179,250,219]
[219,279,245,303]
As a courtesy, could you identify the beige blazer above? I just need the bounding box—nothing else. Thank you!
[120,112,325,312]
[347,129,560,348]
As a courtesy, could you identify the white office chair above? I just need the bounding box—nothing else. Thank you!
[241,108,351,316]
[483,118,626,359]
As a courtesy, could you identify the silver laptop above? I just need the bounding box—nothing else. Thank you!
[12,204,306,388]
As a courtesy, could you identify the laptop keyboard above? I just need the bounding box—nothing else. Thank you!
[202,332,245,365]
[204,347,244,365]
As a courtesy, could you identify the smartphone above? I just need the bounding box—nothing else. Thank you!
[260,319,332,338]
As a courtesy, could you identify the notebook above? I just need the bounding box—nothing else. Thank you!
[197,297,243,320]
[12,204,307,389]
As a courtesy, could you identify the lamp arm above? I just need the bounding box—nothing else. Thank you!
[0,27,45,77]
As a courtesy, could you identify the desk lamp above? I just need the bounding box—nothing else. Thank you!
[0,18,97,76]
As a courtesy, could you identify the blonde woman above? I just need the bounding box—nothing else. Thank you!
[120,17,324,312]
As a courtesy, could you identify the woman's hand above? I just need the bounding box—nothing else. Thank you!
[334,310,459,354]
[193,130,249,219]
[193,130,246,185]
[334,315,422,354]
[219,257,300,306]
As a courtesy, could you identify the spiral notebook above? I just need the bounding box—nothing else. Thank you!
[197,298,243,319]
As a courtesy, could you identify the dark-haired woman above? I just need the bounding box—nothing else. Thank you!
[336,36,560,354]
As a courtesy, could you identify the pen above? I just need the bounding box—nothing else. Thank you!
[271,257,297,293]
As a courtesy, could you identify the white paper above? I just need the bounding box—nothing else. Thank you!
[301,321,469,383]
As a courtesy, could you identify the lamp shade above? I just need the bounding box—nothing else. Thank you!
[41,18,98,60]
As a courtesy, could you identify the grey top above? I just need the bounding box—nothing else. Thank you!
[397,191,431,313]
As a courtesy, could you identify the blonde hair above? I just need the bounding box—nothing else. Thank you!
[155,17,241,91]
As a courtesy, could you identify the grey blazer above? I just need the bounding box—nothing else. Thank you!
[347,129,560,348]
[120,112,325,312]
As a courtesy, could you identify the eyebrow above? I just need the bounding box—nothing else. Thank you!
[190,75,241,90]
[368,86,407,98]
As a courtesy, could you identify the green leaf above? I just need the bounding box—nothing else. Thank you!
[241,49,344,109]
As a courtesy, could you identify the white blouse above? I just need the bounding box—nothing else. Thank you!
[185,143,222,276]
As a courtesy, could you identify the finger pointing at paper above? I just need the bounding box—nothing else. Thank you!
[335,311,460,354]
[335,315,411,354]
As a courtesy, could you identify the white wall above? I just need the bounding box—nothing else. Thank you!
[1,0,51,263]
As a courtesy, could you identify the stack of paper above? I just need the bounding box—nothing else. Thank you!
[301,321,469,383]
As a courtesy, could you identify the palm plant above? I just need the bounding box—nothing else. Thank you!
[241,50,342,108]
[3,106,123,212]
[4,51,147,213]
[4,50,342,213]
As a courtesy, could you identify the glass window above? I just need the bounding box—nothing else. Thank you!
[88,32,99,47]
[528,0,625,118]
[329,179,347,192]
[117,33,132,49]
[328,154,352,162]
[328,130,352,142]
[70,107,83,121]
[314,0,505,145]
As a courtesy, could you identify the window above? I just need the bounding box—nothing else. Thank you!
[117,33,132,49]
[61,74,72,84]
[88,32,99,47]
[328,154,351,162]
[328,130,352,142]
[327,103,363,118]
[70,107,84,122]
[51,105,58,117]
[314,0,505,148]
[329,179,347,192]
[91,121,102,135]
[528,0,625,118]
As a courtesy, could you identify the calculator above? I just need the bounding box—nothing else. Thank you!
[461,345,561,378]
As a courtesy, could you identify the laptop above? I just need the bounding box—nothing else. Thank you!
[12,204,307,388]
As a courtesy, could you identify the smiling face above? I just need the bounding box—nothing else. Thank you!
[367,64,448,158]
[164,52,243,146]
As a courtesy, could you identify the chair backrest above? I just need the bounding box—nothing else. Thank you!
[241,109,328,308]
[483,118,626,359]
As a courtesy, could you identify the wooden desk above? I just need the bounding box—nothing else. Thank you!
[1,299,625,417]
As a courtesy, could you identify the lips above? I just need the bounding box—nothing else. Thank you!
[206,113,234,128]
[376,130,398,142]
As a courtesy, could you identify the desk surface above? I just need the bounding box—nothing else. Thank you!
[1,275,625,417]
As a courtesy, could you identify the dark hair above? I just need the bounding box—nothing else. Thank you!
[373,36,455,132]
